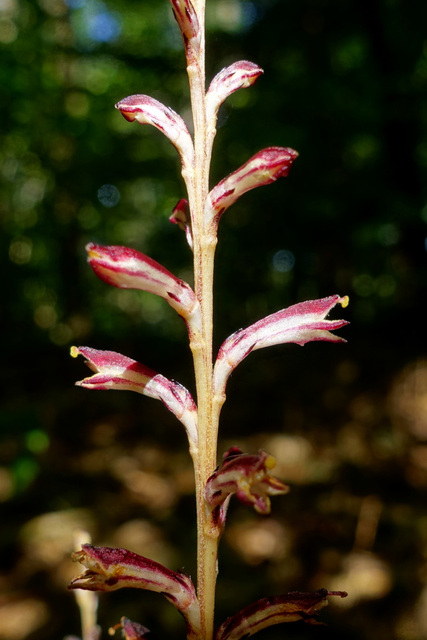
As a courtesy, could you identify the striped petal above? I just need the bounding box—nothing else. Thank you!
[70,545,201,640]
[86,243,200,329]
[214,295,349,400]
[215,589,347,640]
[71,346,198,447]
[205,448,289,528]
[115,95,194,172]
[206,147,298,229]
[206,61,264,124]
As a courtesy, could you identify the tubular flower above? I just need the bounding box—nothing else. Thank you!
[168,0,200,52]
[205,447,289,523]
[214,589,348,640]
[115,94,194,174]
[85,243,201,331]
[70,545,201,640]
[206,147,298,229]
[206,60,264,125]
[214,295,349,402]
[71,347,198,448]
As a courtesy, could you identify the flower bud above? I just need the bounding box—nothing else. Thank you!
[109,617,153,640]
[206,61,264,123]
[115,95,194,171]
[168,0,200,44]
[207,147,298,229]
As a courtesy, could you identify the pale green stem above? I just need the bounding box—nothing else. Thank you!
[185,2,221,639]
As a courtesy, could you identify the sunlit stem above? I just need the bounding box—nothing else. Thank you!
[185,2,220,639]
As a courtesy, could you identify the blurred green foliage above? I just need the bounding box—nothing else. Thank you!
[1,0,427,638]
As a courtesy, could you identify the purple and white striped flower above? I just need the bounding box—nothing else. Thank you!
[215,589,348,640]
[70,545,201,640]
[214,295,349,401]
[71,347,198,447]
[85,243,201,329]
[206,61,264,124]
[206,147,298,229]
[115,95,194,173]
[205,447,289,528]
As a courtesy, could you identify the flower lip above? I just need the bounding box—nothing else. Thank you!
[205,447,289,517]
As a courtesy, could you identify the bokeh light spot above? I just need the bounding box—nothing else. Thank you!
[353,273,375,297]
[0,18,18,43]
[0,467,14,502]
[9,237,32,265]
[377,223,399,246]
[13,457,39,492]
[272,249,295,273]
[376,274,396,297]
[97,183,120,208]
[86,1,121,43]
[0,598,49,639]
[65,91,90,118]
[34,304,57,329]
[26,430,50,454]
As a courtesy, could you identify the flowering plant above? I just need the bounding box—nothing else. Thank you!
[70,1,348,638]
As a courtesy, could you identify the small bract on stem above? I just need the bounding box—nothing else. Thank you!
[69,0,348,639]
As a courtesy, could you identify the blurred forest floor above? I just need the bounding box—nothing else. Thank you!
[1,0,427,638]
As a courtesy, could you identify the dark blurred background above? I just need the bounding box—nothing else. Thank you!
[1,0,427,638]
